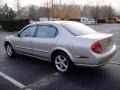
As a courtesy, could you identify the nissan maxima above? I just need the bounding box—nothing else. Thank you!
[4,21,116,73]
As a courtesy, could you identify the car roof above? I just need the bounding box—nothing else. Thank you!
[29,21,77,26]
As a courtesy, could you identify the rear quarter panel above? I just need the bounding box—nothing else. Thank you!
[74,37,97,65]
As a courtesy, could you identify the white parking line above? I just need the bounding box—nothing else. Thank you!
[0,71,26,89]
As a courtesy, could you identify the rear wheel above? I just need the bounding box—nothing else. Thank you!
[5,43,15,57]
[52,52,73,74]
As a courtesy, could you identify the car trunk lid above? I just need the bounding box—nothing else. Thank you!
[77,33,114,53]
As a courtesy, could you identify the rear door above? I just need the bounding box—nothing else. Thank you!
[32,25,59,59]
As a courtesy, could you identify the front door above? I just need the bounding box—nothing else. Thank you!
[13,25,37,54]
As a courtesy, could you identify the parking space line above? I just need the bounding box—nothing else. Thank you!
[0,71,26,89]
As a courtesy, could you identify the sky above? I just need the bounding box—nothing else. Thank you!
[2,0,120,14]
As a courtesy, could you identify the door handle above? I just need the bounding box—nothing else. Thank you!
[49,42,55,44]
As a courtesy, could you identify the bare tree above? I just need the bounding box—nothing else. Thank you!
[51,0,54,20]
[47,0,49,20]
[80,0,115,23]
[14,0,21,18]
[44,0,50,20]
[90,0,103,23]
[99,4,114,19]
[80,5,91,18]
[108,3,114,19]
[82,0,104,24]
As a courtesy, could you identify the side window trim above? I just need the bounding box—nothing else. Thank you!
[49,25,58,37]
[33,25,39,37]
[35,24,58,38]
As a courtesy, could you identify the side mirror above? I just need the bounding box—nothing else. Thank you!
[14,32,20,37]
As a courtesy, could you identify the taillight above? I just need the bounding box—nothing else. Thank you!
[91,42,102,54]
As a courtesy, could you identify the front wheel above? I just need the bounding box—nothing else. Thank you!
[5,43,15,57]
[52,52,73,74]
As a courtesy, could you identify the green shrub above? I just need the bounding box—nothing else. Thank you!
[0,19,30,32]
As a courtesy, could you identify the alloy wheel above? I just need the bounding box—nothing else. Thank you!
[55,55,69,72]
[6,44,13,57]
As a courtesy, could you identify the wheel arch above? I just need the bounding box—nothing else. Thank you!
[4,41,13,47]
[50,47,74,62]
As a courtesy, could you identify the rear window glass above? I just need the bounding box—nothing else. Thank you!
[61,22,96,36]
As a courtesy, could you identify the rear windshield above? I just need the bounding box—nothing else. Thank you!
[61,22,96,36]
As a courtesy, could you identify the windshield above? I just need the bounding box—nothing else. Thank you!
[61,22,96,36]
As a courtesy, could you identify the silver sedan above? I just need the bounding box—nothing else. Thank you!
[4,21,116,73]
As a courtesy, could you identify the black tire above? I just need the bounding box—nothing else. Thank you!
[5,43,15,57]
[52,52,74,74]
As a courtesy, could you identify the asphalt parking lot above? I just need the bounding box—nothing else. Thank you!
[0,24,120,90]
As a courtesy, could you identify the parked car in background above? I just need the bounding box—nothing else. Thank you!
[4,21,116,73]
[106,17,120,23]
[80,17,96,24]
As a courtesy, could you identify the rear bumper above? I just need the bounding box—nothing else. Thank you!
[75,44,116,67]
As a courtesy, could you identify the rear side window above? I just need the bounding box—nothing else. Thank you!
[36,25,57,38]
[61,22,96,36]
